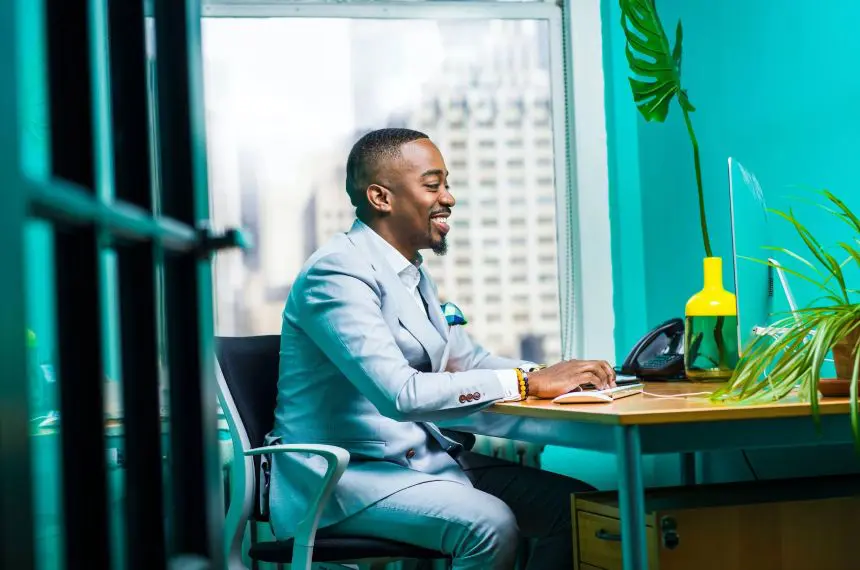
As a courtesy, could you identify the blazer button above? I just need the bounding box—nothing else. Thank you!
[458,395,467,403]
[473,392,481,401]
[406,449,416,459]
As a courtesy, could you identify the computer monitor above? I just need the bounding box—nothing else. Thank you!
[727,157,775,354]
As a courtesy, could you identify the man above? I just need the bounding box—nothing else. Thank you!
[267,128,616,569]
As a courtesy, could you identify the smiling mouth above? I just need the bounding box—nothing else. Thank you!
[430,215,450,235]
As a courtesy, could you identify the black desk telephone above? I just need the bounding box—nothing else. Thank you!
[617,318,686,380]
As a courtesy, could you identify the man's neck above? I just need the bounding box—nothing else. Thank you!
[362,218,419,264]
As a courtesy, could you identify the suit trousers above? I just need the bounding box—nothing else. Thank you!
[319,450,595,569]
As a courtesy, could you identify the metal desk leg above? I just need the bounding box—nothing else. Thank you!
[615,425,648,570]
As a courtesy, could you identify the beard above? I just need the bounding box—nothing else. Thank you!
[427,218,448,256]
[431,236,448,256]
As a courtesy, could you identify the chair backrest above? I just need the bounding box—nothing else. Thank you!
[214,334,281,522]
[216,335,281,449]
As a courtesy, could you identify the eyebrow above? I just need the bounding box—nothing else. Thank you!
[420,169,448,178]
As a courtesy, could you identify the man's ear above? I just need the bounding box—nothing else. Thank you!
[366,184,392,214]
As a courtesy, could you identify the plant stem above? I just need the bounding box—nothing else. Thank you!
[681,105,713,258]
[714,314,728,368]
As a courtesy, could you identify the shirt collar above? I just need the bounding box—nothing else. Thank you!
[353,219,422,278]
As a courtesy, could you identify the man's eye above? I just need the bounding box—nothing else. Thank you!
[426,184,440,190]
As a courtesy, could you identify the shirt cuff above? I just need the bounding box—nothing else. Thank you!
[496,369,523,401]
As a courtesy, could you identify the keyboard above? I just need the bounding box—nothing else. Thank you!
[552,383,644,404]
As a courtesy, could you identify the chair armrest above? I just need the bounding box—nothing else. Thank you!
[245,444,349,550]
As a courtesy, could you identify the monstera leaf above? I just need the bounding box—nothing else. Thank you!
[619,0,712,257]
[620,0,692,121]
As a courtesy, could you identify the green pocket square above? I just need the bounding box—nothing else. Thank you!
[441,302,468,326]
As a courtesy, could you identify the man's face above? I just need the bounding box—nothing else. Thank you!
[383,139,456,256]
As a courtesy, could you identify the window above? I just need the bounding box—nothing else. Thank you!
[204,17,566,363]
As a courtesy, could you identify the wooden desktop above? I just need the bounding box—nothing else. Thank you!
[441,381,859,570]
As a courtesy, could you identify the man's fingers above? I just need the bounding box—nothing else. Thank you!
[600,360,616,387]
[582,361,611,389]
[573,371,599,390]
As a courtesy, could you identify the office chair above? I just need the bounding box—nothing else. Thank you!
[214,335,449,570]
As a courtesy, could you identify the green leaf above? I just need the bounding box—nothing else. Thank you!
[838,241,860,269]
[738,255,839,298]
[849,328,860,452]
[760,246,822,277]
[620,0,684,123]
[672,20,683,71]
[821,190,860,234]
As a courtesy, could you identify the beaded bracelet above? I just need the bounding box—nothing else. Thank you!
[514,367,530,400]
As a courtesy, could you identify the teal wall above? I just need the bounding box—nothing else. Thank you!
[613,0,860,348]
[577,0,860,486]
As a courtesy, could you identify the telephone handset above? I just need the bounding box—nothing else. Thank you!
[617,318,686,380]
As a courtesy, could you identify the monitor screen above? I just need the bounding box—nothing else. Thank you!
[728,157,774,354]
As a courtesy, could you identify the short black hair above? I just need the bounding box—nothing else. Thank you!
[345,128,429,211]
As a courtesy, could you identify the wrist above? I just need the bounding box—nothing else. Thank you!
[526,368,548,398]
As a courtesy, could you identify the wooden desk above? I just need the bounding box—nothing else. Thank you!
[440,382,856,570]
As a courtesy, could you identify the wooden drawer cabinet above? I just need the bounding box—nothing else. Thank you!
[576,511,658,569]
[571,475,860,570]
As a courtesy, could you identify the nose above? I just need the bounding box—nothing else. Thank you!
[440,187,455,207]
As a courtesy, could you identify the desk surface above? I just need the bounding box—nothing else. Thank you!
[487,382,852,426]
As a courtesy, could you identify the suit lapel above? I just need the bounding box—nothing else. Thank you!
[418,267,449,341]
[347,223,446,372]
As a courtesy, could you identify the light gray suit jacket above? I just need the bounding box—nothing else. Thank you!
[266,220,532,538]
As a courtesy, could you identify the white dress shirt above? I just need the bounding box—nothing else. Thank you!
[357,220,523,401]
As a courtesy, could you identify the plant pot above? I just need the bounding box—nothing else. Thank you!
[684,257,740,382]
[832,326,860,381]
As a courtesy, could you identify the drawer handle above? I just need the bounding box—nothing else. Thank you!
[595,529,622,542]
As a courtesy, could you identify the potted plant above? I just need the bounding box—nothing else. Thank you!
[713,191,860,439]
[618,0,738,379]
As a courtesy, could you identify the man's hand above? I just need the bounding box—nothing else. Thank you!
[527,360,616,399]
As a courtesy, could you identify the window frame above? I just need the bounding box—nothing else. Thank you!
[201,0,615,361]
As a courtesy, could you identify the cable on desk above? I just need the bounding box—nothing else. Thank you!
[641,391,714,399]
